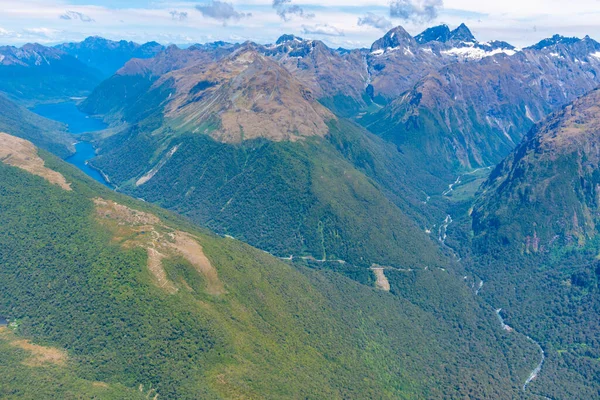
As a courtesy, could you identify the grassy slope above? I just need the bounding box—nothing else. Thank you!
[0,144,537,398]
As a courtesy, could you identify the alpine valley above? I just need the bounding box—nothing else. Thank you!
[0,21,599,400]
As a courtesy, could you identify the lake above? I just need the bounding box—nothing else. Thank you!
[0,316,7,325]
[32,102,107,134]
[31,102,111,187]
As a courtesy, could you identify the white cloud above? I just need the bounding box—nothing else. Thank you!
[60,10,95,22]
[301,23,344,36]
[0,0,597,48]
[357,12,392,31]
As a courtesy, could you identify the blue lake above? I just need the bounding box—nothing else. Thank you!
[32,102,107,134]
[31,102,111,187]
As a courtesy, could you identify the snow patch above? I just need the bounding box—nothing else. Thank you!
[441,46,516,60]
[525,105,535,122]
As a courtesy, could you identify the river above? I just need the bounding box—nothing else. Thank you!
[31,101,110,187]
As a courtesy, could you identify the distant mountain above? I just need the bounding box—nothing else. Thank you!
[56,36,164,77]
[0,132,535,399]
[81,44,447,270]
[415,23,477,44]
[261,35,368,116]
[414,24,452,44]
[527,34,582,50]
[366,24,517,102]
[0,43,102,104]
[361,33,600,186]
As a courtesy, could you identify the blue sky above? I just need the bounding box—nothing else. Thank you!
[0,0,599,48]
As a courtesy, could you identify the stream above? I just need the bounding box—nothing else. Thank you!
[495,308,546,391]
[439,172,546,394]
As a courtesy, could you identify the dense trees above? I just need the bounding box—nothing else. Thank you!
[0,147,536,398]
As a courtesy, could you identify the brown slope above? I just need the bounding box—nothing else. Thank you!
[159,45,335,142]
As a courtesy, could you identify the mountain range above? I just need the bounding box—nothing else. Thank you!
[1,22,600,399]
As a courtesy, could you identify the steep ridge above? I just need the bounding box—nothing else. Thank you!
[465,88,600,399]
[80,43,238,123]
[162,46,335,142]
[80,44,447,270]
[0,43,102,104]
[366,24,516,102]
[0,132,535,398]
[361,34,600,185]
[473,88,600,249]
[262,35,368,115]
[56,36,164,77]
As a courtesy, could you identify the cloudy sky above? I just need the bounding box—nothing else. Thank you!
[0,0,599,48]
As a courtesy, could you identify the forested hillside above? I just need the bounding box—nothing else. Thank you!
[0,132,539,398]
[454,89,600,398]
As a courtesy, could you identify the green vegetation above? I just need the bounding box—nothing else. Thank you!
[358,101,531,188]
[457,91,600,398]
[91,127,445,270]
[0,94,73,158]
[0,141,538,398]
[0,326,144,399]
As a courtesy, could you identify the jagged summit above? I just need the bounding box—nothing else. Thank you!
[276,34,304,45]
[414,23,476,44]
[528,34,581,50]
[450,23,476,42]
[415,24,451,44]
[414,23,480,46]
[370,26,415,52]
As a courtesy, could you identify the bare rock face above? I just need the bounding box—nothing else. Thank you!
[365,24,516,101]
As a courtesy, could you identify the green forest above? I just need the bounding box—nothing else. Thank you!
[0,146,539,399]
